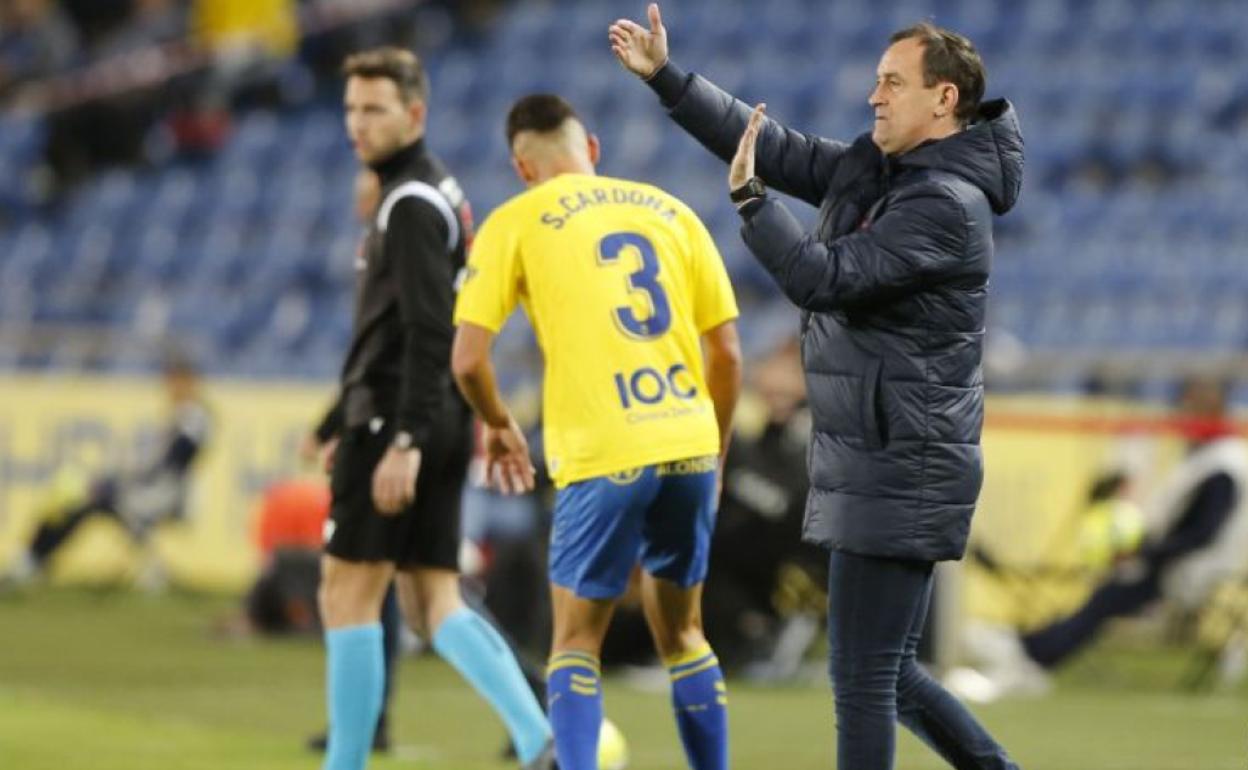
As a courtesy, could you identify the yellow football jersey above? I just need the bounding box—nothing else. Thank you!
[454,173,738,487]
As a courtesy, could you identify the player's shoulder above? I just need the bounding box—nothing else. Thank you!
[377,173,464,233]
[476,187,536,234]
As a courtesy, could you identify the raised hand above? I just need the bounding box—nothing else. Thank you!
[609,3,669,79]
[729,103,767,192]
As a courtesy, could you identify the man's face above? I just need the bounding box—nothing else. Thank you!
[869,38,950,156]
[164,370,195,404]
[344,76,422,165]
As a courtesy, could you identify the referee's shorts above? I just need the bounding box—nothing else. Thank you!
[323,402,471,570]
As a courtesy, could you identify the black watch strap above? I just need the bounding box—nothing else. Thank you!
[730,176,766,203]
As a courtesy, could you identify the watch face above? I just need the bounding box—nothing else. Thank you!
[732,177,765,202]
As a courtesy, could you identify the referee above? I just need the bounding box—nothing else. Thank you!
[318,47,551,770]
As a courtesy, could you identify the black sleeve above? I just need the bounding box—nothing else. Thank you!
[386,196,455,447]
[1145,472,1238,567]
[739,184,969,311]
[646,59,852,206]
[313,395,344,443]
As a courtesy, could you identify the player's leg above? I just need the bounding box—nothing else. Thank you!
[318,555,394,770]
[895,572,1020,769]
[376,582,401,748]
[547,585,616,770]
[319,423,403,770]
[396,404,551,768]
[1020,568,1161,667]
[396,566,552,767]
[25,478,120,575]
[547,469,654,770]
[640,457,727,770]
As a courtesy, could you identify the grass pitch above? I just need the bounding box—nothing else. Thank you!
[0,589,1243,769]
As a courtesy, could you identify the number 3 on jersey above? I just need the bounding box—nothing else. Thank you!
[597,232,671,339]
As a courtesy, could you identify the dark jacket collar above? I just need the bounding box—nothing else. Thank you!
[894,99,1025,215]
[370,138,427,186]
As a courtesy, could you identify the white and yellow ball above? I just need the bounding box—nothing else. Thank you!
[597,717,629,770]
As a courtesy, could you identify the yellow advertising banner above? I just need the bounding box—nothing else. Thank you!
[0,374,332,591]
[0,379,1191,623]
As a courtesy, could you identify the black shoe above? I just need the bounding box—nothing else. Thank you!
[306,721,391,754]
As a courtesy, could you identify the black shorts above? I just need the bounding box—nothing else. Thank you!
[324,403,472,569]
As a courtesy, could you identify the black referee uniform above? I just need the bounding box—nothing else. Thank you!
[323,138,474,569]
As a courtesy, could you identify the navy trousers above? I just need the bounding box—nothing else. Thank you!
[826,551,1019,769]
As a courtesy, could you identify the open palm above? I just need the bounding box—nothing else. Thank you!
[609,3,669,79]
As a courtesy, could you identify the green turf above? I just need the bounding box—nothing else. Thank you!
[0,590,1243,769]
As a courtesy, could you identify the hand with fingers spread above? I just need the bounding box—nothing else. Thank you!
[372,445,421,515]
[483,415,536,495]
[609,2,669,79]
[729,103,767,203]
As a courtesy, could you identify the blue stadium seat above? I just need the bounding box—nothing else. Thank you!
[3,0,1247,382]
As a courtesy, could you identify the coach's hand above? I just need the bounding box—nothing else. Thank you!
[484,415,536,495]
[729,102,766,194]
[373,446,421,515]
[609,3,668,79]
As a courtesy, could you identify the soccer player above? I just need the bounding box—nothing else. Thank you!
[452,94,743,770]
[321,48,551,770]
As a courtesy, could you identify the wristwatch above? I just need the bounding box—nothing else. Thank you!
[392,430,415,451]
[730,176,766,204]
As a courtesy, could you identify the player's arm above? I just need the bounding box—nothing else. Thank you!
[701,320,742,465]
[450,322,510,429]
[450,210,533,495]
[451,323,534,494]
[682,203,743,465]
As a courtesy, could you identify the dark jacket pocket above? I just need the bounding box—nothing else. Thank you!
[860,358,887,450]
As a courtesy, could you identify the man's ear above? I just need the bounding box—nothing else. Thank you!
[408,98,427,129]
[587,133,602,166]
[512,154,536,185]
[936,83,960,119]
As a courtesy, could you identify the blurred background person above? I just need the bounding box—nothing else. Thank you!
[7,355,212,588]
[0,0,77,100]
[954,376,1248,700]
[703,337,827,678]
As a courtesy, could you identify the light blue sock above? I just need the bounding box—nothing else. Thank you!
[667,643,729,770]
[432,607,551,764]
[547,651,603,770]
[324,623,385,770]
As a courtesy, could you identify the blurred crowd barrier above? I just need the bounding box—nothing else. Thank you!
[0,377,1233,621]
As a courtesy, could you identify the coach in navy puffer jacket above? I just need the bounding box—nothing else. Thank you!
[615,10,1026,769]
[642,48,1023,566]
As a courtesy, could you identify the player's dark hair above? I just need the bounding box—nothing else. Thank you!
[506,94,581,147]
[890,22,986,126]
[342,46,429,104]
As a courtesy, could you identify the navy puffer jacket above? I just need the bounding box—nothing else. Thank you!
[649,62,1024,561]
